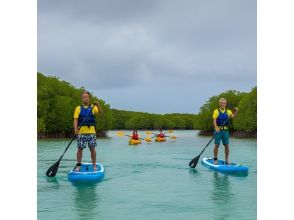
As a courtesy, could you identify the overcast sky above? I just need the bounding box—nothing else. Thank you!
[38,0,256,114]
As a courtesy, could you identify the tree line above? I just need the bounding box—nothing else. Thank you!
[37,72,113,137]
[194,88,257,135]
[112,109,198,130]
[37,72,256,137]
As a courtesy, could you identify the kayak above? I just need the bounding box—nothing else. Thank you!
[68,163,105,182]
[129,139,142,145]
[155,137,166,142]
[201,157,248,174]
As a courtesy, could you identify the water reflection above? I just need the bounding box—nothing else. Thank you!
[45,176,61,190]
[46,176,59,183]
[72,182,100,219]
[211,172,234,220]
[189,168,199,177]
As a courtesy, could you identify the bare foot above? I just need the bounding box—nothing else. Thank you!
[93,165,97,171]
[74,165,80,172]
[225,161,231,165]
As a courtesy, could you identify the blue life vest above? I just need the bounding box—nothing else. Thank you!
[78,105,96,127]
[216,108,230,126]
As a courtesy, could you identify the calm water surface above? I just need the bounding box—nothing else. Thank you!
[38,130,256,220]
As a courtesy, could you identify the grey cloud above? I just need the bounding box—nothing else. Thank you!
[38,0,256,111]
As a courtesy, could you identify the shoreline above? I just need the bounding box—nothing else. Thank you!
[37,131,108,139]
[37,129,257,139]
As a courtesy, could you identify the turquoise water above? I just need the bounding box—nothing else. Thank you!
[38,130,256,220]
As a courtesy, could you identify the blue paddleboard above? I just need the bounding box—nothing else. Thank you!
[201,157,248,174]
[68,163,105,182]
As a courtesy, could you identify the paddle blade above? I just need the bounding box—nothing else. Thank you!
[167,130,174,133]
[145,131,153,135]
[170,136,177,139]
[116,131,125,137]
[145,137,152,142]
[46,160,60,177]
[189,156,200,168]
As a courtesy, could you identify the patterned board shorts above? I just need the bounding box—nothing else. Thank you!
[77,134,97,148]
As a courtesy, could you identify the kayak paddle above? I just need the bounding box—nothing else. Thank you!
[116,131,152,142]
[46,104,96,177]
[164,135,177,139]
[189,107,236,168]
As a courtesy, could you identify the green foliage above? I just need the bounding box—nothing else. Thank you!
[233,87,257,132]
[112,109,196,130]
[37,117,46,133]
[125,114,152,129]
[193,88,257,132]
[45,96,73,133]
[95,101,113,131]
[111,109,135,129]
[37,72,113,135]
[38,72,256,135]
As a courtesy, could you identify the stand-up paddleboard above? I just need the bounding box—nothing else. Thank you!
[202,157,248,174]
[68,163,104,182]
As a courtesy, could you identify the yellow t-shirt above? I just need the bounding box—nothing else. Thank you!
[74,105,99,134]
[212,108,232,129]
[212,108,233,119]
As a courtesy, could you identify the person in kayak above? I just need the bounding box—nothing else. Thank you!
[156,129,165,138]
[131,130,139,140]
[212,98,238,165]
[73,90,103,171]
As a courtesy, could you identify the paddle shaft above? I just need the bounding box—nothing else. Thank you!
[127,135,146,141]
[196,129,222,158]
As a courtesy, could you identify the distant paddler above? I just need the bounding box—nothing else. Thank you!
[130,130,139,140]
[73,90,103,171]
[129,130,142,145]
[116,131,151,143]
[157,129,165,138]
[213,98,238,165]
[145,129,176,141]
[155,129,166,142]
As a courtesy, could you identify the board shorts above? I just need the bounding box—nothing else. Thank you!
[214,130,229,145]
[77,134,97,148]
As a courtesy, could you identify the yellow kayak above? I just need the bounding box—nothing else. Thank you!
[155,137,166,142]
[129,139,142,145]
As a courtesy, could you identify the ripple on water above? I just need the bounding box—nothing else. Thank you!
[38,131,256,220]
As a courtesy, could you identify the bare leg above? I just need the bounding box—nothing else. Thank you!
[90,147,97,171]
[75,148,83,171]
[213,145,219,164]
[224,144,230,164]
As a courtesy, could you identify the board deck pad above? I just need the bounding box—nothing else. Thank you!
[202,157,248,174]
[68,163,105,182]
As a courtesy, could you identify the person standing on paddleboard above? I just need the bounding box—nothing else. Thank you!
[73,90,103,171]
[212,98,238,165]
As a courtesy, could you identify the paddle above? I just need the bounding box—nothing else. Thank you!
[188,107,236,168]
[46,104,96,177]
[148,135,177,141]
[165,135,177,139]
[146,135,177,140]
[116,131,152,142]
[144,131,154,135]
[145,130,176,139]
[144,130,174,135]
